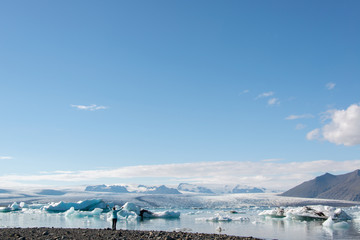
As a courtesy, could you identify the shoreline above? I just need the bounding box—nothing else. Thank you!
[0,227,263,240]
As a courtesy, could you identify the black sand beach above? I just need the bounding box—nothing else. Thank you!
[0,228,262,240]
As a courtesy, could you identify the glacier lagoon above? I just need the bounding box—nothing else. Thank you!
[1,194,360,240]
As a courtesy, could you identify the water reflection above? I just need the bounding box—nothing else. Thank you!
[1,208,360,240]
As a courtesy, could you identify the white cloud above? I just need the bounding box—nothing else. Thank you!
[0,156,13,160]
[239,89,250,95]
[295,124,307,130]
[268,98,279,105]
[307,104,360,146]
[256,91,280,106]
[285,114,314,120]
[71,104,108,111]
[326,82,336,90]
[256,91,274,99]
[1,160,359,190]
[307,128,320,140]
[262,158,283,162]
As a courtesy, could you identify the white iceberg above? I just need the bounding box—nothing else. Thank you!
[259,208,285,218]
[260,205,351,221]
[65,207,103,218]
[323,217,349,229]
[287,206,351,221]
[0,207,12,212]
[322,216,334,228]
[196,213,232,222]
[147,210,180,219]
[10,202,21,211]
[43,199,107,212]
[118,202,180,219]
[333,221,350,229]
[0,202,23,212]
[121,202,140,215]
[19,202,29,208]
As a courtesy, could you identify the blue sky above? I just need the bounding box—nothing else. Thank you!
[1,0,360,189]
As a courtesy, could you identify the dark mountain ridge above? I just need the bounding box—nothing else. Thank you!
[281,169,360,201]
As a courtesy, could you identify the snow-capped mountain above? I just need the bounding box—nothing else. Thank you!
[85,184,129,193]
[177,183,214,194]
[177,183,266,194]
[84,183,268,195]
[232,185,265,193]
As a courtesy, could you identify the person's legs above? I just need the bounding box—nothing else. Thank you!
[112,218,117,230]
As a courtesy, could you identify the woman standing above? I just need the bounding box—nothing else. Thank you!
[111,207,119,230]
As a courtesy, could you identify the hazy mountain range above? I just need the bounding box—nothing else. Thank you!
[85,183,267,194]
[281,169,360,202]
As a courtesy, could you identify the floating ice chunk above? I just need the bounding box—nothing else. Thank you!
[65,207,103,218]
[43,199,107,212]
[107,209,138,222]
[323,217,334,228]
[121,202,140,215]
[118,209,138,219]
[0,207,11,212]
[271,205,352,221]
[196,213,232,222]
[149,211,180,219]
[333,221,349,229]
[10,202,21,211]
[233,217,250,222]
[333,208,351,221]
[19,202,29,208]
[259,208,285,218]
[287,206,328,220]
[252,220,265,225]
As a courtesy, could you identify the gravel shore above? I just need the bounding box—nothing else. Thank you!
[0,228,263,240]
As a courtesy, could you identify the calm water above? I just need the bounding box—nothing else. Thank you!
[1,207,360,240]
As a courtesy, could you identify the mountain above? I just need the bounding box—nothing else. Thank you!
[177,183,266,194]
[36,189,66,196]
[0,189,11,193]
[85,184,129,193]
[281,169,360,201]
[85,184,181,194]
[140,185,181,194]
[232,185,265,193]
[85,183,267,195]
[177,183,214,194]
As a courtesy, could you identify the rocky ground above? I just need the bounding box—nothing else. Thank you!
[0,228,263,240]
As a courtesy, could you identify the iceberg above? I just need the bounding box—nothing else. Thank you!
[121,202,140,215]
[43,199,108,212]
[260,205,351,221]
[259,208,286,218]
[10,202,21,211]
[322,217,334,228]
[196,213,233,222]
[0,207,12,212]
[19,202,29,208]
[0,202,24,212]
[148,210,180,219]
[117,202,180,219]
[65,207,103,218]
[323,217,350,229]
[286,206,351,221]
